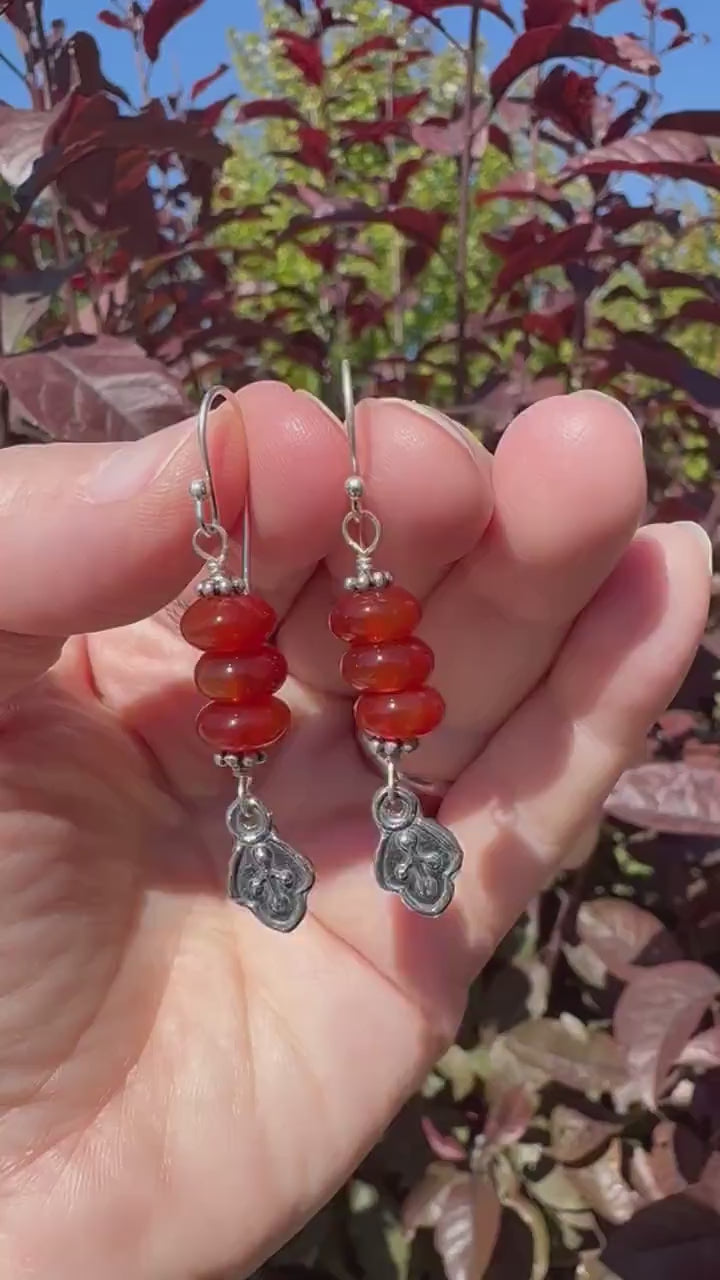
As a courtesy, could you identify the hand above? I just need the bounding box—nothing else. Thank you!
[0,385,709,1279]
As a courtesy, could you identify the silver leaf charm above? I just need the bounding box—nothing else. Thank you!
[226,796,314,932]
[373,785,462,916]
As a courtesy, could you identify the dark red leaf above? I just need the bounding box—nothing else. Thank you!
[335,34,399,67]
[394,0,514,29]
[491,26,659,103]
[614,962,720,1105]
[388,207,447,247]
[389,157,423,203]
[660,6,687,31]
[562,130,720,192]
[12,96,227,222]
[0,334,191,441]
[434,1173,502,1280]
[97,8,130,28]
[653,110,720,137]
[605,761,720,834]
[296,125,331,175]
[503,1018,628,1093]
[603,90,650,143]
[483,1084,535,1149]
[412,104,488,158]
[577,898,681,981]
[275,29,323,86]
[524,0,575,27]
[403,240,435,281]
[495,222,594,295]
[603,1190,720,1279]
[190,63,229,101]
[535,65,599,144]
[237,98,306,124]
[297,236,337,272]
[143,0,206,61]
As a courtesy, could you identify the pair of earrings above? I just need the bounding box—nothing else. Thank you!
[180,364,463,933]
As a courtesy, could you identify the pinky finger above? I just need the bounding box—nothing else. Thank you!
[443,521,712,973]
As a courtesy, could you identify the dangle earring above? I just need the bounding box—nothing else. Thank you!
[329,362,463,916]
[180,385,314,932]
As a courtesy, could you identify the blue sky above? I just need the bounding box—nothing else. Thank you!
[0,1,717,114]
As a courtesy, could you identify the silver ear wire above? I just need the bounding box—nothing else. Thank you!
[338,361,392,593]
[190,385,251,595]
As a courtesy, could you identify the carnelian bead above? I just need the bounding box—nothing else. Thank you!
[181,594,276,652]
[194,646,288,701]
[355,686,445,740]
[196,697,290,751]
[329,585,421,644]
[341,637,434,693]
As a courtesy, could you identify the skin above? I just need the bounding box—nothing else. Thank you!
[0,384,710,1280]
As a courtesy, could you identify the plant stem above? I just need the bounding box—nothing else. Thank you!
[30,0,81,334]
[454,4,481,404]
[130,2,151,106]
[0,47,27,88]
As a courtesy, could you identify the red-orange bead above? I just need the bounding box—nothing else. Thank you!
[194,646,288,701]
[341,637,434,693]
[355,686,445,740]
[196,697,290,751]
[181,594,276,652]
[329,585,421,644]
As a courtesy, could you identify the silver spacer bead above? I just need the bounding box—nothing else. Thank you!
[189,478,207,499]
[345,475,364,499]
[213,751,268,771]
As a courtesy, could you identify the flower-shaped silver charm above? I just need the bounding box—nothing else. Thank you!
[373,786,462,916]
[226,797,314,932]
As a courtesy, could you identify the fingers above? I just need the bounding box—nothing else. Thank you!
[0,409,244,642]
[445,520,711,966]
[308,521,709,1024]
[0,383,350,698]
[413,391,647,777]
[281,398,493,690]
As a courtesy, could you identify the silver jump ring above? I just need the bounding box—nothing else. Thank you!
[192,522,230,564]
[372,785,419,831]
[342,509,381,557]
[227,795,272,843]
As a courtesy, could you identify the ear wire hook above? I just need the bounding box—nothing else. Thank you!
[191,384,251,592]
[341,357,360,479]
[338,361,390,592]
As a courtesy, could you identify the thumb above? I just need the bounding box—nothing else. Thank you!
[0,398,247,694]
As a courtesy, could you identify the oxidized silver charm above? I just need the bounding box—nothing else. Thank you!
[227,792,314,933]
[373,784,462,917]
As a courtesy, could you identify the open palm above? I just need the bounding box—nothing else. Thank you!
[0,384,709,1280]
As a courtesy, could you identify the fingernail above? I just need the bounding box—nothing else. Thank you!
[676,520,713,573]
[570,389,642,438]
[294,389,345,431]
[84,422,193,503]
[375,398,478,456]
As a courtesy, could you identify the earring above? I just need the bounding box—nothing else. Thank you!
[180,386,314,933]
[329,362,463,917]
